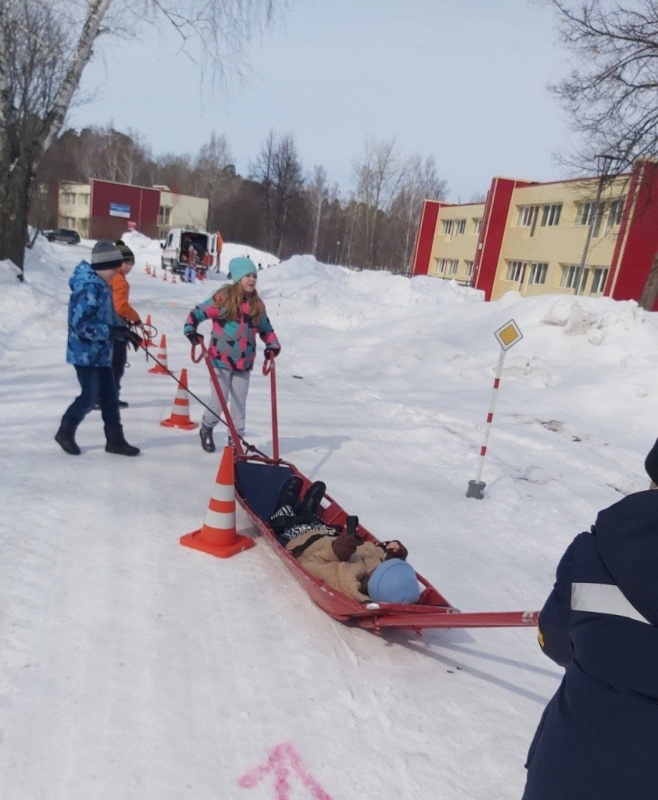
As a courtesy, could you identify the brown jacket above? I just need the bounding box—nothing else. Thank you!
[286,531,385,602]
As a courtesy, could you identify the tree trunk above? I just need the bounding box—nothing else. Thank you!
[0,153,33,278]
[638,252,658,311]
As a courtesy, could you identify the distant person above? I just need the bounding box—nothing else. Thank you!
[522,439,658,800]
[183,243,198,284]
[55,240,141,457]
[214,230,223,272]
[110,240,143,408]
[184,257,280,453]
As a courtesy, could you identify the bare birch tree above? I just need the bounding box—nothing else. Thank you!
[352,137,402,268]
[0,0,276,277]
[547,0,658,171]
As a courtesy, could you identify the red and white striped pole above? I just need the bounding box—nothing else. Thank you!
[467,320,523,499]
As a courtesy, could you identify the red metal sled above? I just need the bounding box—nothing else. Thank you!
[194,342,540,633]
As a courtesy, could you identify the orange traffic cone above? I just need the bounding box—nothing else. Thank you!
[148,334,170,374]
[171,272,177,284]
[145,262,151,274]
[161,368,198,430]
[152,267,157,278]
[144,314,153,347]
[180,447,255,558]
[163,269,168,282]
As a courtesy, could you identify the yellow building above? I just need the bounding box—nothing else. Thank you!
[412,161,658,307]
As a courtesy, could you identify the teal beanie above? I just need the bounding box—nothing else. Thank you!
[230,257,257,284]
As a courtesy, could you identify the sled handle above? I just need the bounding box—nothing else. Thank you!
[263,355,280,461]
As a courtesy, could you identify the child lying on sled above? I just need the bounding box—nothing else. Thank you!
[269,477,420,604]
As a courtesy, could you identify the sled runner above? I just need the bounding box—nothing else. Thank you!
[194,342,540,634]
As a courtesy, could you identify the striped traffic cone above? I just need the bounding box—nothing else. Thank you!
[161,368,198,430]
[180,447,255,558]
[145,263,151,274]
[171,272,177,284]
[144,314,154,347]
[148,334,170,374]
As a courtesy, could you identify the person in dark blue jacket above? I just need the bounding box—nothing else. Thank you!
[522,439,658,800]
[55,240,141,457]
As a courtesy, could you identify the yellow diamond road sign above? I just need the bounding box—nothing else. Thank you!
[494,319,523,350]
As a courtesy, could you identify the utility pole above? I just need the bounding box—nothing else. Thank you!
[575,154,619,296]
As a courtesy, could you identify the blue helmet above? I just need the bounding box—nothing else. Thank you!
[367,559,420,604]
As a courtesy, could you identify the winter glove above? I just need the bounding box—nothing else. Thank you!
[332,532,361,562]
[380,540,408,561]
[264,347,280,360]
[123,328,143,351]
[186,332,202,347]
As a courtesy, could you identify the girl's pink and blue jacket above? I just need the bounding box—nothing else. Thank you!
[184,295,280,372]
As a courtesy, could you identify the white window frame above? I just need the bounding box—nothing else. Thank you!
[464,260,474,277]
[505,260,526,282]
[518,206,539,227]
[590,267,609,294]
[472,218,482,235]
[541,204,562,227]
[529,262,548,285]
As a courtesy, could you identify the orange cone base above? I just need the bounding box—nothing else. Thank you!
[148,365,170,374]
[161,418,199,430]
[180,529,255,559]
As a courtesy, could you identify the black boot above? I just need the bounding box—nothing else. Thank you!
[200,424,216,453]
[104,423,140,456]
[296,481,326,518]
[274,475,303,514]
[55,418,81,455]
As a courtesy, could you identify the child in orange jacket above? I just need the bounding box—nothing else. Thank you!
[111,241,143,407]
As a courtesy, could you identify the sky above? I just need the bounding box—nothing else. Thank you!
[1,234,657,798]
[69,0,574,203]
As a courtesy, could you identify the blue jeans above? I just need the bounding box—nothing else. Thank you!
[184,266,197,284]
[63,365,120,427]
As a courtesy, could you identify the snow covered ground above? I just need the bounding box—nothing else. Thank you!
[1,233,657,799]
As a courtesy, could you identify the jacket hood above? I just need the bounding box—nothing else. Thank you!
[595,489,658,625]
[69,260,102,292]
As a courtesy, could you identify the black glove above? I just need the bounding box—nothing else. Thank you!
[265,347,279,360]
[123,328,143,351]
[186,332,202,346]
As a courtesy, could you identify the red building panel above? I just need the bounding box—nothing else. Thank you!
[473,177,532,300]
[411,200,442,276]
[607,161,658,309]
[90,180,160,240]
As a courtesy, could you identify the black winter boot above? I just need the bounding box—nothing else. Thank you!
[104,423,140,457]
[273,475,303,514]
[296,481,326,518]
[200,424,216,453]
[55,418,81,455]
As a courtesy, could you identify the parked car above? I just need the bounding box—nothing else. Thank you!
[44,228,80,245]
[160,228,220,275]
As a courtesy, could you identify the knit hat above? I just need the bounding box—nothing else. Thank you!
[115,240,135,265]
[230,257,257,284]
[367,559,420,604]
[645,439,658,484]
[91,239,123,271]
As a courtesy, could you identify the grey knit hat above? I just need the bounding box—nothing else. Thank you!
[91,239,123,271]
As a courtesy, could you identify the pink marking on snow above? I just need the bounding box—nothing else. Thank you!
[239,742,334,800]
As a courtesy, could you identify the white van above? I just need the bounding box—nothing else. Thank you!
[160,228,220,274]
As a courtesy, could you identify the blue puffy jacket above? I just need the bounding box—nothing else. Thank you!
[523,489,658,800]
[66,261,115,367]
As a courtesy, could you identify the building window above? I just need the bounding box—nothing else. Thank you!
[158,206,172,226]
[441,219,453,236]
[436,258,447,274]
[472,218,482,235]
[529,262,548,285]
[607,199,624,229]
[541,204,562,227]
[62,192,76,205]
[449,259,458,275]
[576,202,594,226]
[81,194,89,207]
[464,260,474,277]
[561,264,589,290]
[518,205,539,227]
[590,267,608,294]
[505,260,526,282]
[455,219,466,235]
